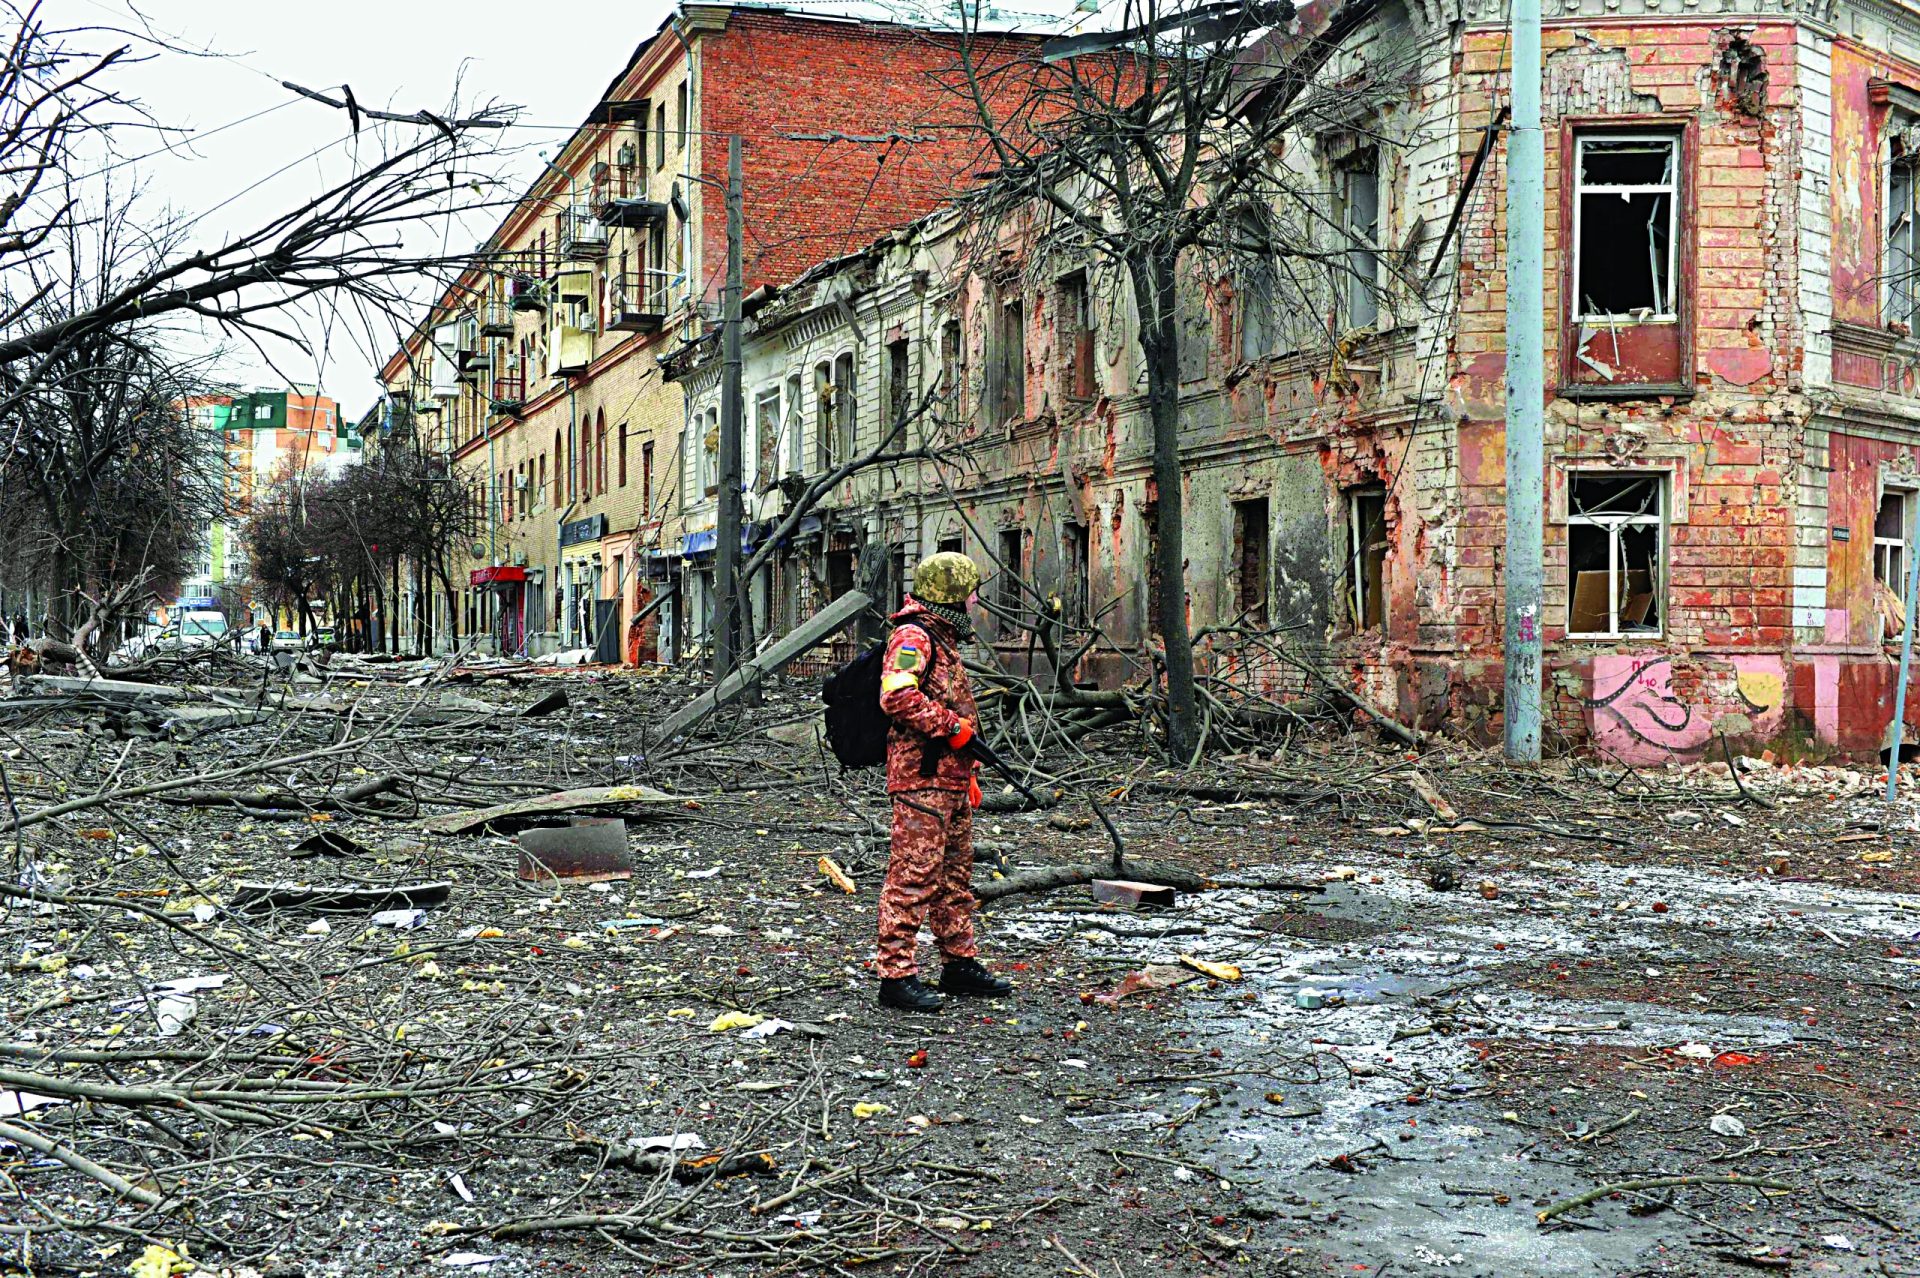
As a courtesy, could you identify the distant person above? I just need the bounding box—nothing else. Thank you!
[12,612,27,644]
[258,622,272,654]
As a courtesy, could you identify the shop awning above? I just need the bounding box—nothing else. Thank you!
[470,565,527,585]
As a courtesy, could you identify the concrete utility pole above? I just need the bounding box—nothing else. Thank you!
[1502,0,1545,763]
[713,134,745,684]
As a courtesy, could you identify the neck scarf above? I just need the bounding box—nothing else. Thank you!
[913,596,973,641]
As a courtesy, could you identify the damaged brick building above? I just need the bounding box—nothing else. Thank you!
[669,0,1920,763]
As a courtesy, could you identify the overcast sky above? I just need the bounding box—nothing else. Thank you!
[79,0,1099,421]
[79,0,674,420]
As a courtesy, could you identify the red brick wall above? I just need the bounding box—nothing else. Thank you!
[699,13,1037,293]
[1450,22,1806,755]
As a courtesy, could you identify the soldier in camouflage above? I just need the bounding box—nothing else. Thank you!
[873,551,1014,1013]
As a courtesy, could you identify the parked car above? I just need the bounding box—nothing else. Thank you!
[271,630,305,651]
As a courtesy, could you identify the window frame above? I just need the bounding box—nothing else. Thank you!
[1876,485,1916,637]
[1889,132,1919,329]
[1565,470,1667,641]
[1558,117,1695,397]
[1057,270,1096,400]
[1347,485,1388,632]
[1570,132,1680,324]
[1337,152,1380,331]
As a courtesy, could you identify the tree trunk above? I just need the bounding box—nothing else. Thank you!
[1127,248,1199,759]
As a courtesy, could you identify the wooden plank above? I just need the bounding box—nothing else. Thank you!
[419,784,679,836]
[653,589,873,745]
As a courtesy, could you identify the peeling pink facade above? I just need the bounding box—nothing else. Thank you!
[671,0,1920,762]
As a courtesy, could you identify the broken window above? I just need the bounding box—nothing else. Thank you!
[1232,498,1271,626]
[1058,270,1095,399]
[814,362,834,472]
[654,102,666,169]
[1348,486,1387,631]
[1567,473,1664,638]
[886,338,910,432]
[939,319,962,413]
[1238,208,1279,361]
[996,527,1025,636]
[1890,138,1918,328]
[754,388,782,491]
[641,441,654,514]
[1573,136,1678,322]
[1340,154,1380,330]
[1876,489,1913,636]
[1061,520,1090,627]
[783,373,803,474]
[834,351,857,460]
[996,287,1026,424]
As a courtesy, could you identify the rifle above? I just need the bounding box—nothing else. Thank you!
[961,734,1043,809]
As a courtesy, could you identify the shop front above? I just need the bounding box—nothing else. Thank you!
[469,564,526,656]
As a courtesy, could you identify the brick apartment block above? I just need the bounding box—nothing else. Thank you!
[394,0,1920,763]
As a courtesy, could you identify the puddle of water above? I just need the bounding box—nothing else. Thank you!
[1007,853,1920,1275]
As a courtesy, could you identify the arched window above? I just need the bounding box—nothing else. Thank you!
[594,409,607,496]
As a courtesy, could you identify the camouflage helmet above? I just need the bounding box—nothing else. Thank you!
[912,551,981,606]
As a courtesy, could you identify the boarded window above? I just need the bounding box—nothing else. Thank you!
[1567,473,1664,638]
[1232,498,1270,626]
[1348,486,1387,631]
[996,288,1026,423]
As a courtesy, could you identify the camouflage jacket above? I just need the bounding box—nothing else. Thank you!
[878,599,977,794]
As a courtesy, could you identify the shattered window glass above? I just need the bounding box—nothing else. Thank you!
[1890,139,1917,328]
[1567,472,1664,638]
[1574,136,1678,322]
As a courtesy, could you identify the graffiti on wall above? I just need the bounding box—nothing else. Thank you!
[1584,654,1786,765]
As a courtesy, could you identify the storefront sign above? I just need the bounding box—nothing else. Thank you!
[470,565,527,586]
[560,514,607,548]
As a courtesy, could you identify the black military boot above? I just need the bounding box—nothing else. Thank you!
[878,975,945,1013]
[939,956,1013,997]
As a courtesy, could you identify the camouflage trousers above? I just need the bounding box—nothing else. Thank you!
[874,788,978,979]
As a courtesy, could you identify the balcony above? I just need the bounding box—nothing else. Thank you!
[591,169,668,231]
[607,269,674,334]
[479,299,515,337]
[559,204,608,260]
[490,372,526,416]
[547,324,593,379]
[509,275,548,313]
[554,265,595,304]
[457,351,491,385]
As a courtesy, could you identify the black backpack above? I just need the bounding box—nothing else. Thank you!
[822,630,939,769]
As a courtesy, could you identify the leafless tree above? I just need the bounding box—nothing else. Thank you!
[937,0,1417,756]
[0,197,226,647]
[0,2,518,413]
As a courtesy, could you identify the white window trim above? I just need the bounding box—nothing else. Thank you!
[1566,472,1666,641]
[1570,133,1680,325]
[1876,485,1916,637]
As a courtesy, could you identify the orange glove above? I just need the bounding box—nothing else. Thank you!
[947,719,975,750]
[968,774,983,808]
